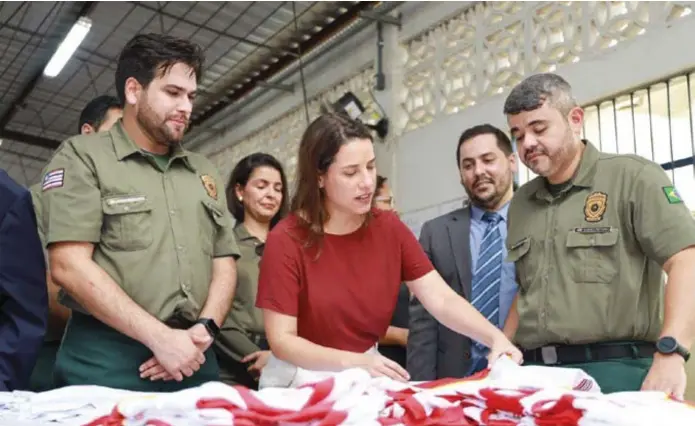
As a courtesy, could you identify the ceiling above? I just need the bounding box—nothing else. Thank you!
[0,1,382,186]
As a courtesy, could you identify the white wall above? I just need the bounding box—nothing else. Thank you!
[198,1,695,235]
[397,4,695,221]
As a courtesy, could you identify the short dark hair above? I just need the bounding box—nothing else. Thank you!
[225,153,289,229]
[503,73,577,116]
[456,124,513,167]
[115,33,204,105]
[292,113,373,248]
[376,175,387,192]
[78,95,121,134]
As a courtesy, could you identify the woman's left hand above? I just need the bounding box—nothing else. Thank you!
[487,334,523,366]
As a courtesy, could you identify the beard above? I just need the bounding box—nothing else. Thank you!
[136,101,186,147]
[525,125,578,177]
[465,171,513,210]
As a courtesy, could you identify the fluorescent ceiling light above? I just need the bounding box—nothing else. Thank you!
[43,17,92,78]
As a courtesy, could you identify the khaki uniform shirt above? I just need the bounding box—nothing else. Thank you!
[37,121,240,321]
[507,141,695,350]
[215,225,265,363]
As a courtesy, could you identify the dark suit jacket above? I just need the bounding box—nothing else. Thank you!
[407,206,473,381]
[0,170,48,391]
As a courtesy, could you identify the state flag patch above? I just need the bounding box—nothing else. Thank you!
[42,168,65,191]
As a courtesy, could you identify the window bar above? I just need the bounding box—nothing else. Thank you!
[666,80,676,182]
[612,98,619,154]
[582,112,586,138]
[687,73,695,181]
[630,92,638,156]
[647,86,656,162]
[596,102,603,151]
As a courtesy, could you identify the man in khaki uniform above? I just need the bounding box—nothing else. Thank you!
[29,95,122,393]
[502,73,695,398]
[39,33,239,392]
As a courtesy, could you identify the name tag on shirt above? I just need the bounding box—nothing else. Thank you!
[573,227,612,234]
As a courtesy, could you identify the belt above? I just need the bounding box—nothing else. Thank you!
[164,314,195,330]
[522,341,656,365]
[249,332,269,351]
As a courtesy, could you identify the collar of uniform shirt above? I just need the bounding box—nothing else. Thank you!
[528,139,601,200]
[109,120,195,171]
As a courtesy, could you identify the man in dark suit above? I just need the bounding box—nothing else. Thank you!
[0,168,48,391]
[407,124,518,381]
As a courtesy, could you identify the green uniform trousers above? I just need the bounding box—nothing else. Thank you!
[53,312,219,392]
[528,357,653,393]
[28,340,61,392]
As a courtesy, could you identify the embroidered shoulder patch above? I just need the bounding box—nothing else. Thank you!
[42,168,65,191]
[663,186,683,204]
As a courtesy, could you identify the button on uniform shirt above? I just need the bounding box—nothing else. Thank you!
[506,140,695,350]
[469,203,517,364]
[37,121,240,322]
[216,225,266,364]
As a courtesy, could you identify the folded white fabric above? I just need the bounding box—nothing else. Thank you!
[3,356,694,425]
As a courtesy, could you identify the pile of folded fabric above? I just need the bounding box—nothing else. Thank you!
[80,357,695,426]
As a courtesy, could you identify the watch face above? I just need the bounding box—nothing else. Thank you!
[657,336,678,353]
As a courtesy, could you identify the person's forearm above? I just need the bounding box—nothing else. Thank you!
[199,257,237,327]
[432,296,503,347]
[414,273,505,348]
[272,334,364,372]
[502,295,519,341]
[379,326,408,347]
[50,249,169,349]
[661,252,695,349]
[46,274,71,339]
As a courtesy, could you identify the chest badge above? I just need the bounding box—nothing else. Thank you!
[584,191,607,222]
[200,175,218,200]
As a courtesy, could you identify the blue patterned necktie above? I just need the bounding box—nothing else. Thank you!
[472,212,503,329]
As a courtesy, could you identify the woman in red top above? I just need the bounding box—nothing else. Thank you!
[256,113,521,383]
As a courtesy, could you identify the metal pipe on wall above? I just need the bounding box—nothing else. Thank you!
[185,1,404,152]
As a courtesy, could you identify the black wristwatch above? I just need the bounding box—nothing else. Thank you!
[656,336,691,362]
[196,317,220,339]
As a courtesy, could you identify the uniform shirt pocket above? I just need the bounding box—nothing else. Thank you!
[506,237,533,291]
[101,195,153,251]
[200,200,226,255]
[565,227,619,284]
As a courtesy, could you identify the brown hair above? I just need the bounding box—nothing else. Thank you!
[290,112,373,249]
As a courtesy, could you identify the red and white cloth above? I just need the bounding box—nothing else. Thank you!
[78,356,695,426]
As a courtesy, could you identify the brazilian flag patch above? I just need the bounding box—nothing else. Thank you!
[663,185,683,204]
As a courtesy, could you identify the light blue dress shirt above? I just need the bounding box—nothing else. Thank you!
[467,202,518,373]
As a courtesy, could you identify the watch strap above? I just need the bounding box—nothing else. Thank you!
[196,317,220,339]
[677,344,691,362]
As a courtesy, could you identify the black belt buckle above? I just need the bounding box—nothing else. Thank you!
[541,346,559,365]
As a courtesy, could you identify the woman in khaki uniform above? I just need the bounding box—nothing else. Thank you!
[214,153,288,388]
[374,175,409,369]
